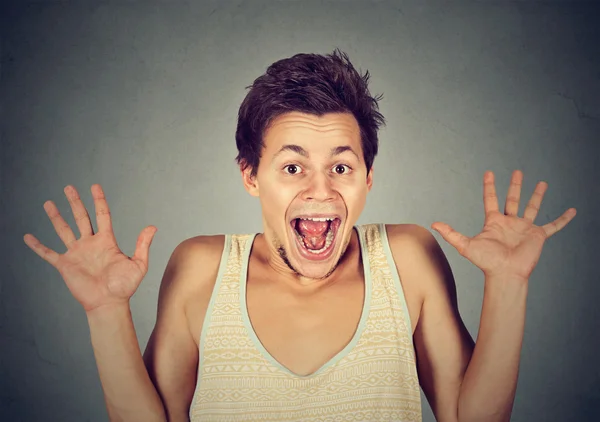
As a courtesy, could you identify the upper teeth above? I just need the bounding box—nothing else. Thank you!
[298,217,334,222]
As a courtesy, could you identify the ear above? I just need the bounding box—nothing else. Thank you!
[366,166,374,192]
[241,165,259,197]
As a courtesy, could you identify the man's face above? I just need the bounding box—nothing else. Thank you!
[243,111,373,280]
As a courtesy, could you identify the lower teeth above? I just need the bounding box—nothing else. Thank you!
[295,225,335,254]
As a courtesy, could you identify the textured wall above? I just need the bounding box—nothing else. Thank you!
[1,1,599,421]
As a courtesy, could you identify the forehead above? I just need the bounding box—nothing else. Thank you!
[262,111,361,151]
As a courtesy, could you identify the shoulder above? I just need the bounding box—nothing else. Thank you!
[383,223,451,300]
[165,234,227,296]
[155,234,228,345]
[384,223,433,243]
[383,223,437,264]
[176,234,226,263]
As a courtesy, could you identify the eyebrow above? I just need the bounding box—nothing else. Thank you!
[272,144,360,161]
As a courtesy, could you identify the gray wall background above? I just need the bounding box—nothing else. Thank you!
[1,1,599,421]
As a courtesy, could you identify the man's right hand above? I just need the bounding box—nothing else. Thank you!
[23,183,158,313]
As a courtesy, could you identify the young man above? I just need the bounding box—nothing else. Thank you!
[24,49,576,422]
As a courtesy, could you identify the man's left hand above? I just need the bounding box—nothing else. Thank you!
[430,170,577,282]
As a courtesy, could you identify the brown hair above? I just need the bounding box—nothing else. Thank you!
[234,48,385,178]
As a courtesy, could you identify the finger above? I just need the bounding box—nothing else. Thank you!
[483,171,499,217]
[23,233,61,266]
[64,185,94,237]
[92,184,113,234]
[43,200,78,249]
[542,208,576,238]
[132,226,158,273]
[431,222,470,256]
[504,170,523,216]
[523,181,548,222]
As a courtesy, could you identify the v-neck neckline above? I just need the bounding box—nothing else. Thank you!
[239,225,372,378]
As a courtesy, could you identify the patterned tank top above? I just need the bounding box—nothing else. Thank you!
[189,223,422,421]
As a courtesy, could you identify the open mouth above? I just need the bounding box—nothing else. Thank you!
[289,217,342,261]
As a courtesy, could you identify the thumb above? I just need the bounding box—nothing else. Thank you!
[431,222,469,256]
[132,225,158,272]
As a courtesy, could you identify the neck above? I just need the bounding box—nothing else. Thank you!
[254,227,360,293]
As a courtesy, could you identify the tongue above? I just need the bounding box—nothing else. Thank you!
[297,219,330,250]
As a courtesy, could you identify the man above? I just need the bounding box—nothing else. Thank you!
[24,49,576,422]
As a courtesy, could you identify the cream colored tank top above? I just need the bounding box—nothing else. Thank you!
[189,223,422,421]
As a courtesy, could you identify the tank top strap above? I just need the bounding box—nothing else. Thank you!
[190,233,262,420]
[359,223,416,360]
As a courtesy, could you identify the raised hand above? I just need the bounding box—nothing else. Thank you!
[431,170,576,282]
[23,184,158,312]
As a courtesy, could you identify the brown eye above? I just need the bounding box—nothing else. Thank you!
[333,164,351,175]
[284,164,301,175]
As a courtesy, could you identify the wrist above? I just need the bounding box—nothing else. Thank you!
[482,275,529,310]
[85,300,131,322]
[484,271,529,285]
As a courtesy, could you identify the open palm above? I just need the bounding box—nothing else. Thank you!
[431,170,576,281]
[23,184,158,312]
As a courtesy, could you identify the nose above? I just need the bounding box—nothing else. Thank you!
[301,171,337,202]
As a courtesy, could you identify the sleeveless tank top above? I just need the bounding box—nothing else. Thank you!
[189,223,422,421]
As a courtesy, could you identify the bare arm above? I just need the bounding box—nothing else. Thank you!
[87,304,167,422]
[386,224,475,422]
[85,235,208,422]
[457,276,527,422]
[422,169,575,421]
[143,235,224,421]
[389,224,529,422]
[86,235,220,422]
[23,184,207,421]
[24,184,168,421]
